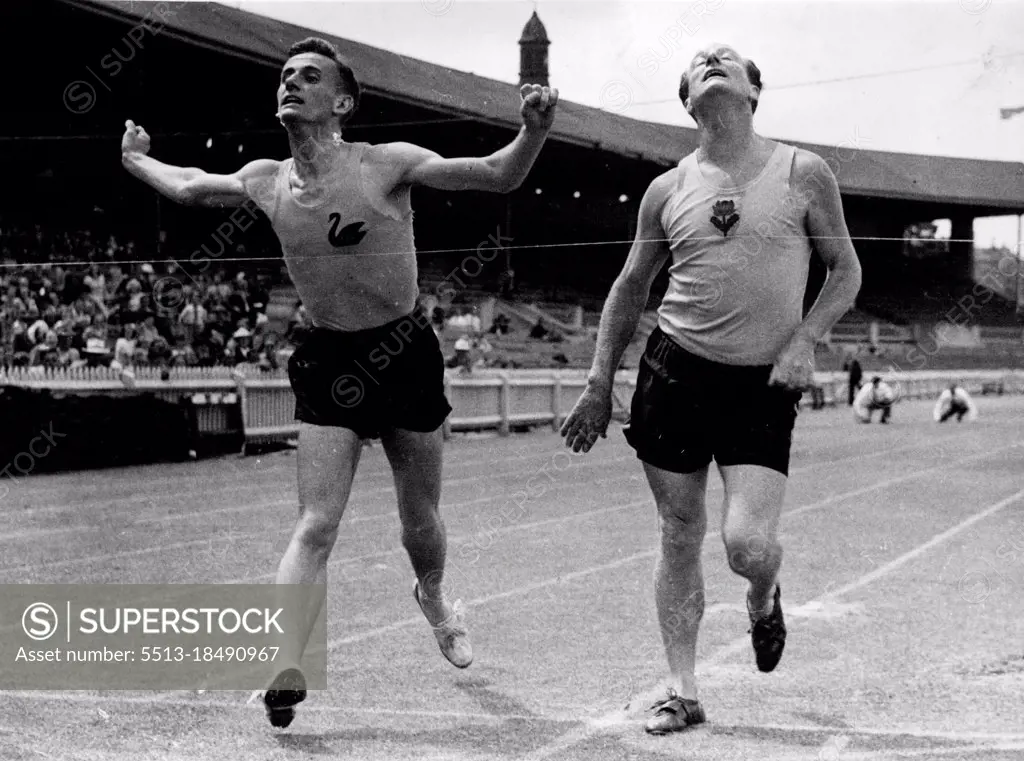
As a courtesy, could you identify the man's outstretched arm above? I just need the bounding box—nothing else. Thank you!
[390,84,559,192]
[120,120,277,208]
[560,171,674,452]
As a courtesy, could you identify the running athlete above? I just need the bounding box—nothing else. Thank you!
[560,44,861,734]
[122,36,558,727]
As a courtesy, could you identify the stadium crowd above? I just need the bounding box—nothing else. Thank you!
[0,221,290,372]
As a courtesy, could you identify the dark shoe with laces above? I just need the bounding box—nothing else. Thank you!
[644,689,707,735]
[749,583,786,673]
[263,667,306,728]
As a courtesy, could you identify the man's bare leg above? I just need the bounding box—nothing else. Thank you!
[265,423,363,724]
[382,426,471,668]
[719,463,788,672]
[644,463,710,701]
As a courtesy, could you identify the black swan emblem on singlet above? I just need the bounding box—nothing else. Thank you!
[710,200,740,237]
[328,214,369,247]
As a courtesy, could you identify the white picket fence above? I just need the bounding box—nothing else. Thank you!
[2,364,1022,449]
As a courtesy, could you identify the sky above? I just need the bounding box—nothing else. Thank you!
[228,0,1023,246]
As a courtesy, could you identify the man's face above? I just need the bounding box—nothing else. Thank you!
[277,53,351,127]
[684,44,756,111]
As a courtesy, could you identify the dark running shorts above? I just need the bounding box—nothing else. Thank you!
[623,328,803,476]
[287,306,452,438]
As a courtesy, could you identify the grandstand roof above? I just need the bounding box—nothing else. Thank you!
[66,0,1024,212]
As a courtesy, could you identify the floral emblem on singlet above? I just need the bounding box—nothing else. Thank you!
[710,199,740,237]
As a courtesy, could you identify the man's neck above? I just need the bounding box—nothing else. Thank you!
[285,122,348,179]
[693,98,758,168]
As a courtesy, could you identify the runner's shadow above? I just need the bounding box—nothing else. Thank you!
[273,722,570,757]
[274,733,331,754]
[452,675,542,721]
[269,676,566,755]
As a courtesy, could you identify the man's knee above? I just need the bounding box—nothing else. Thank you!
[294,506,342,551]
[657,505,707,550]
[401,516,441,537]
[723,529,778,574]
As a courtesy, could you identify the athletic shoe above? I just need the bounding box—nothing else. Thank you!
[413,579,473,668]
[262,667,306,728]
[644,689,707,735]
[749,583,786,673]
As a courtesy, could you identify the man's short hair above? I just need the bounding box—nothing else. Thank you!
[678,58,762,114]
[287,37,361,125]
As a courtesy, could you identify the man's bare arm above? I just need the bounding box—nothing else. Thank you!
[586,171,675,392]
[792,150,862,344]
[387,85,558,193]
[120,120,277,208]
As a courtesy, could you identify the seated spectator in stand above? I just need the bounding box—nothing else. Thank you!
[28,330,60,367]
[105,265,125,304]
[529,316,563,343]
[470,335,494,370]
[933,383,977,423]
[114,324,138,368]
[83,262,106,304]
[82,334,110,366]
[228,326,253,365]
[255,331,281,372]
[26,306,50,345]
[228,275,250,325]
[251,306,270,333]
[170,338,198,368]
[121,278,148,323]
[148,336,173,368]
[529,317,549,340]
[203,342,221,367]
[489,313,511,335]
[249,274,271,319]
[853,376,896,424]
[9,321,32,365]
[447,334,472,372]
[178,291,208,345]
[137,313,161,350]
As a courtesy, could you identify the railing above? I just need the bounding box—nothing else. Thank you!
[2,365,1022,450]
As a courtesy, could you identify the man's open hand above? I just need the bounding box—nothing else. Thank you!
[560,384,612,453]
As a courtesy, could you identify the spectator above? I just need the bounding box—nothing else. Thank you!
[844,354,862,406]
[255,331,281,372]
[9,321,32,364]
[26,307,50,345]
[114,324,138,367]
[28,330,60,367]
[933,383,977,423]
[83,262,106,303]
[853,376,895,424]
[178,291,208,345]
[489,313,511,335]
[0,219,287,374]
[448,334,472,372]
